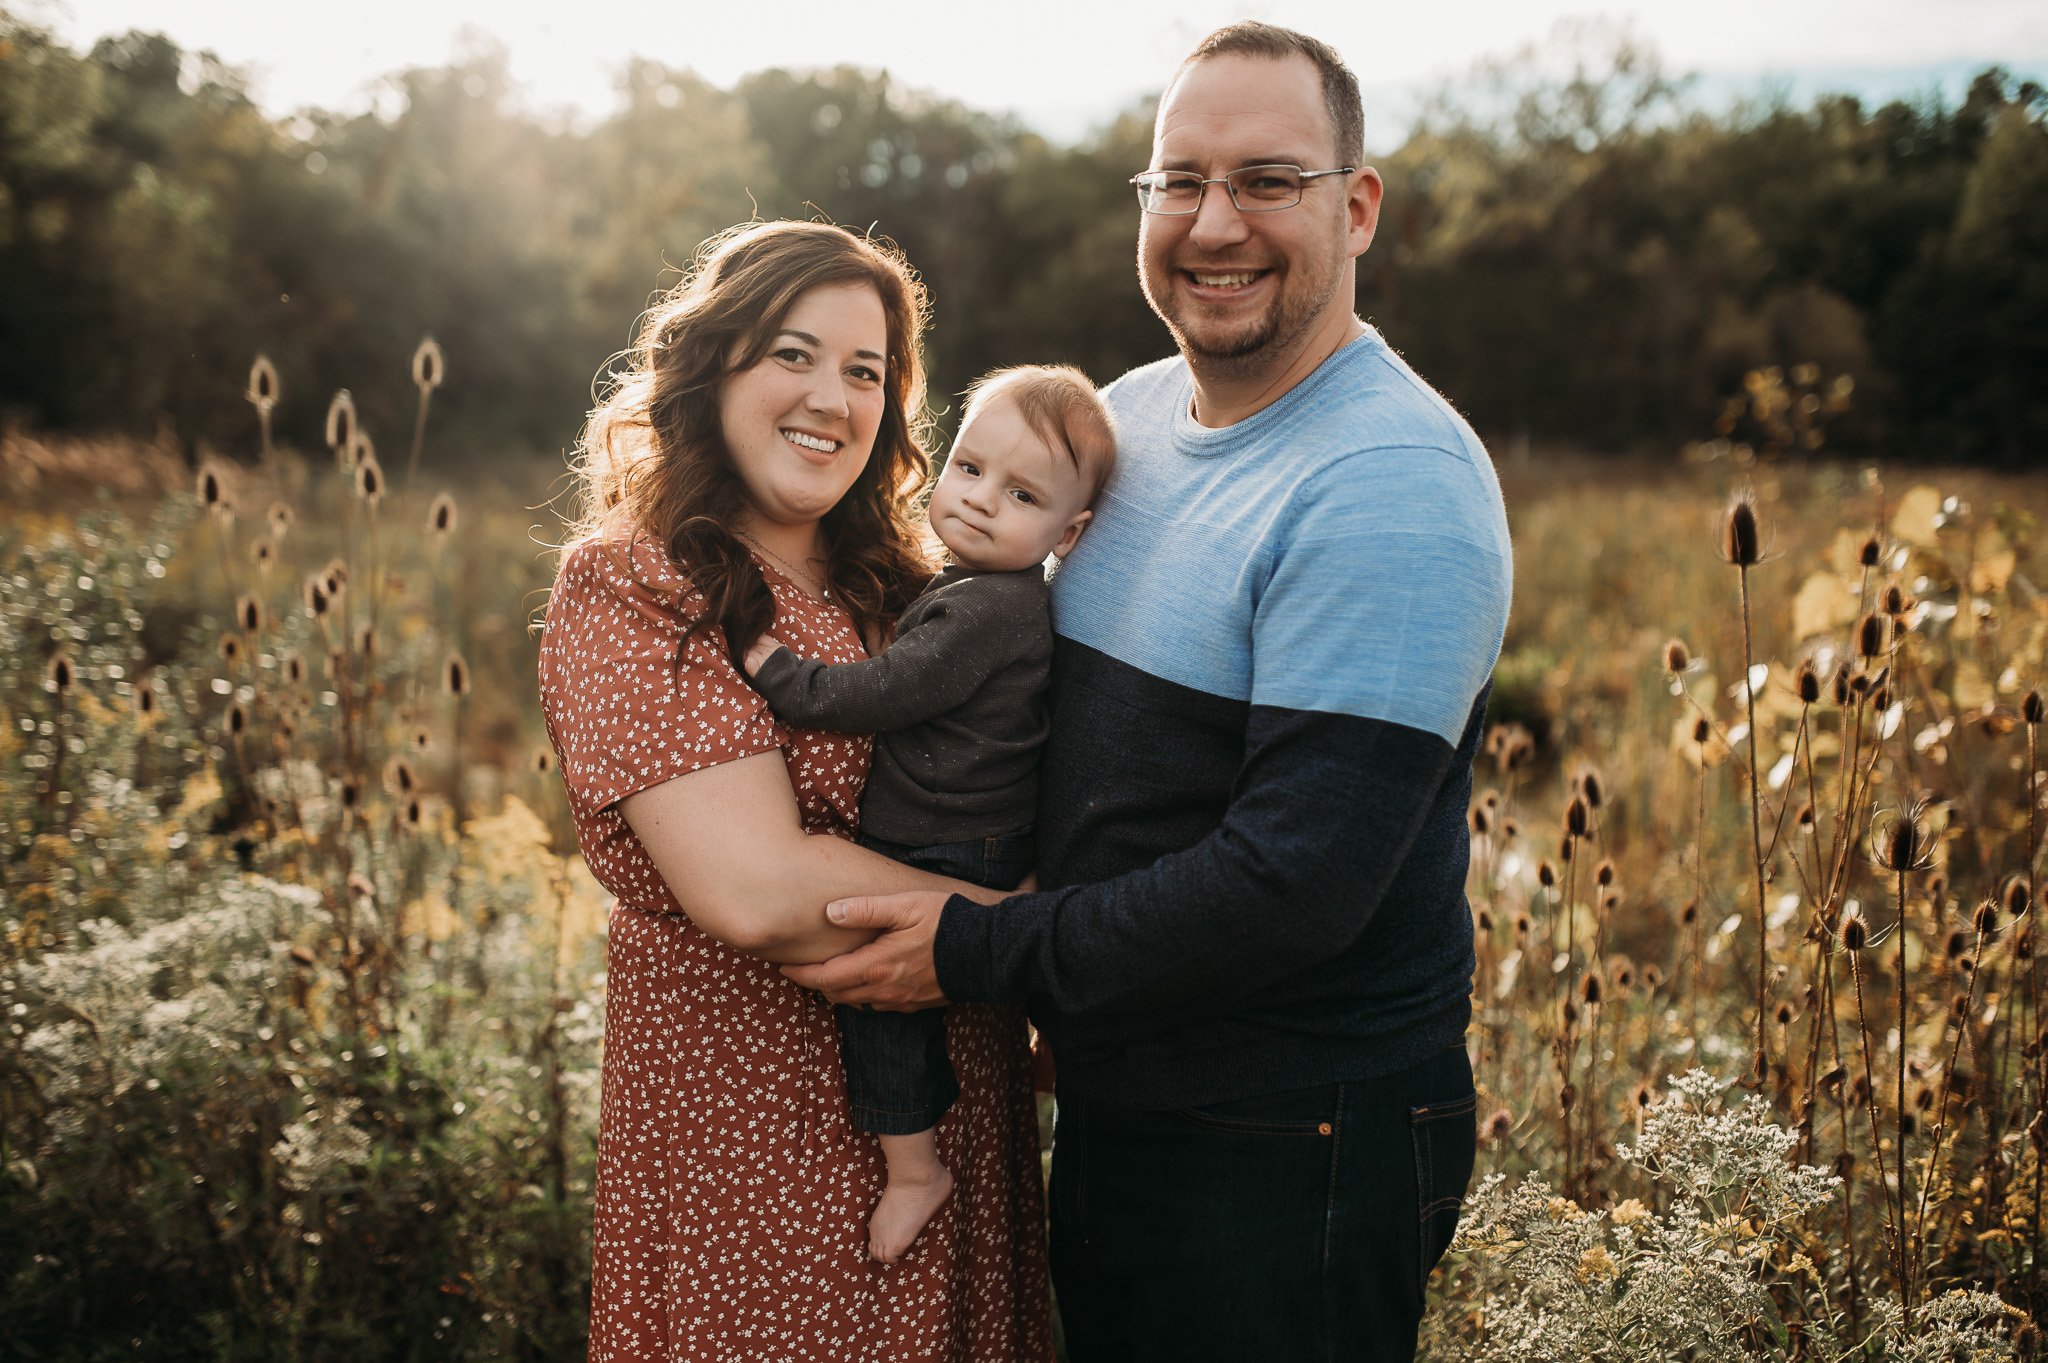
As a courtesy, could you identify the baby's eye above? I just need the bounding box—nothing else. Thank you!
[1009,489,1036,506]
[954,460,980,477]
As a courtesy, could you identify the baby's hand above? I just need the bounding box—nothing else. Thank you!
[743,633,786,676]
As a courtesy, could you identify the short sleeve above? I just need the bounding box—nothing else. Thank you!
[538,538,779,816]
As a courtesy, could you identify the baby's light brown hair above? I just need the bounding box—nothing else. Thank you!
[958,365,1117,503]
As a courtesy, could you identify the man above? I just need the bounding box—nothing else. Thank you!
[785,22,1512,1361]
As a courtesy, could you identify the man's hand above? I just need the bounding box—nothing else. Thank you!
[743,633,785,676]
[780,890,951,1010]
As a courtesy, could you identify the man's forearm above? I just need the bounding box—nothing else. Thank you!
[932,707,1457,1015]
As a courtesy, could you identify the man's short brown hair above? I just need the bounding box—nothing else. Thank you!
[960,365,1118,502]
[1173,21,1365,165]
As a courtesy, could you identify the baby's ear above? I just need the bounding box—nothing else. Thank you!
[1051,508,1093,560]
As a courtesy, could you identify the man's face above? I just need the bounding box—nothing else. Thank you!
[1138,53,1375,374]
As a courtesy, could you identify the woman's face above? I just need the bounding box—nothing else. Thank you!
[719,281,891,530]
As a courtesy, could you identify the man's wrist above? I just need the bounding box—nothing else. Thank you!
[933,892,998,1003]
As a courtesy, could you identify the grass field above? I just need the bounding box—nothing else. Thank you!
[3,405,2044,1358]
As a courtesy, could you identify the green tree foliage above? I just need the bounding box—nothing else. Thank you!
[0,10,2042,467]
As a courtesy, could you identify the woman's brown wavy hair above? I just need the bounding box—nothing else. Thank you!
[566,220,935,671]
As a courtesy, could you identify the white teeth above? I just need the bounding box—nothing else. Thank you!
[1193,272,1258,287]
[781,430,837,453]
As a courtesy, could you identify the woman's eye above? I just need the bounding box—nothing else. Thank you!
[774,347,811,365]
[849,364,882,384]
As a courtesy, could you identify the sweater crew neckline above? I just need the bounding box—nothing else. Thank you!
[1171,328,1383,457]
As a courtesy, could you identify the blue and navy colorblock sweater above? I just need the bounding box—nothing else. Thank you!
[932,329,1514,1109]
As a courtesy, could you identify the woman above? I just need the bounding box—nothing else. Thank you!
[538,220,1052,1362]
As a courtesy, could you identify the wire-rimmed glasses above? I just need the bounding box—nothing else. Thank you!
[1129,164,1356,215]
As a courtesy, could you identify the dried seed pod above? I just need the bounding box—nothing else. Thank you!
[413,336,445,391]
[1858,534,1882,567]
[1565,796,1591,839]
[2006,876,2033,919]
[1469,803,1494,837]
[1537,860,1556,888]
[445,654,472,697]
[384,756,417,796]
[246,354,279,410]
[1663,638,1691,674]
[1974,900,2000,935]
[2025,689,2044,725]
[1721,494,1761,567]
[428,492,458,536]
[1692,715,1713,744]
[1840,910,1868,951]
[1680,898,1699,927]
[1856,611,1889,659]
[237,595,263,633]
[1876,806,1924,873]
[1595,858,1617,888]
[326,389,357,452]
[48,652,73,693]
[1882,581,1909,617]
[1578,769,1605,810]
[1795,660,1821,704]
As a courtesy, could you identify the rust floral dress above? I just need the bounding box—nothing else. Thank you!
[538,535,1052,1363]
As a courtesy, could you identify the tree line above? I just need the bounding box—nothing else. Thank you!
[1,13,2043,468]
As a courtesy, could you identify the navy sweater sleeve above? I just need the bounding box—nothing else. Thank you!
[933,705,1456,1015]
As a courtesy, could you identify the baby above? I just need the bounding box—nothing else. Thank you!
[743,364,1115,1263]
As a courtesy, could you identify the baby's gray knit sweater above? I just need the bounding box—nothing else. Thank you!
[751,564,1052,845]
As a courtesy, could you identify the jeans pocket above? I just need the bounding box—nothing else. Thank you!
[1409,1092,1478,1294]
[1173,1088,1336,1137]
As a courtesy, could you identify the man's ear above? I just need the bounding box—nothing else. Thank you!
[1348,166,1383,259]
[1050,508,1093,560]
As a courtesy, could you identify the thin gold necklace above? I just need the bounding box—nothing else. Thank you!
[737,530,830,601]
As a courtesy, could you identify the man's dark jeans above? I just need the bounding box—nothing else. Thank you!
[838,829,1035,1135]
[1050,1043,1476,1362]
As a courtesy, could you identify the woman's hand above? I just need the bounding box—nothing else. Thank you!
[743,633,786,676]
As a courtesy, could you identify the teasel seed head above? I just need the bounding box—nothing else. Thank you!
[1469,803,1493,837]
[1856,611,1889,659]
[355,623,377,658]
[1720,493,1761,567]
[1643,962,1665,989]
[2024,689,2044,725]
[1795,660,1821,704]
[1680,897,1699,926]
[1537,860,1557,888]
[1600,888,1622,914]
[283,652,306,685]
[226,701,247,736]
[220,634,245,667]
[1840,910,1868,951]
[428,492,458,537]
[252,540,275,572]
[383,756,416,796]
[411,726,432,753]
[354,449,384,504]
[1577,768,1604,810]
[237,595,263,633]
[1796,801,1815,827]
[1564,795,1591,839]
[1975,900,2001,935]
[325,389,357,453]
[340,776,361,811]
[246,353,279,411]
[302,577,330,618]
[413,336,445,391]
[1557,831,1575,862]
[404,797,424,828]
[1580,973,1602,1006]
[1945,929,1968,960]
[1875,803,1926,872]
[1475,907,1495,933]
[1774,1001,1794,1026]
[2005,876,2033,919]
[1610,958,1636,991]
[1858,533,1883,567]
[1692,715,1712,745]
[1500,816,1521,841]
[267,500,293,539]
[444,654,471,697]
[1663,638,1691,675]
[1882,581,1909,617]
[1633,1083,1656,1111]
[1515,913,1532,938]
[134,679,157,722]
[1870,681,1892,713]
[1595,858,1616,888]
[1483,1108,1513,1142]
[1831,665,1853,706]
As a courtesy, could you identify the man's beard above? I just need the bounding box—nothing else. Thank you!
[1144,246,1345,381]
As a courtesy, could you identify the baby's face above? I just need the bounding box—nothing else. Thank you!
[928,396,1093,573]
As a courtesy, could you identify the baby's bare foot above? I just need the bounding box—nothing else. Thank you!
[868,1163,954,1264]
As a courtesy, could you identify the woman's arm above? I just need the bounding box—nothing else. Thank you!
[620,749,984,964]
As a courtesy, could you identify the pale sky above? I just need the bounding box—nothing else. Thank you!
[26,0,2048,145]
